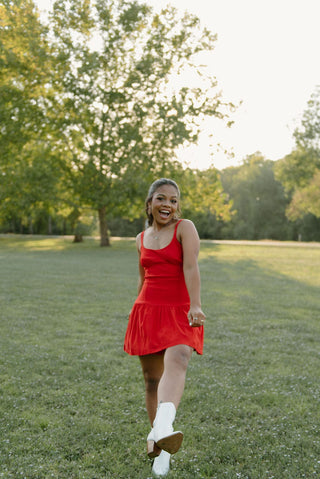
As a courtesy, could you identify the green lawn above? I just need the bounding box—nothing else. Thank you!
[0,236,320,478]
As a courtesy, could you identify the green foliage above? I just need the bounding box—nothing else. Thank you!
[275,147,320,221]
[0,145,65,231]
[47,0,232,244]
[0,237,320,477]
[294,84,320,152]
[294,214,320,242]
[3,2,320,241]
[0,0,49,159]
[106,156,320,242]
[0,0,72,232]
[275,147,320,193]
[286,170,320,220]
[275,86,320,221]
[0,0,233,245]
[220,153,292,240]
[106,166,233,239]
[181,167,232,220]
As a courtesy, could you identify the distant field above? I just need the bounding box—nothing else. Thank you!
[0,236,319,478]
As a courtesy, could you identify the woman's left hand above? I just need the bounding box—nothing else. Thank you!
[188,308,206,327]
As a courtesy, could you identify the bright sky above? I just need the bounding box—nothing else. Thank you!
[36,0,320,170]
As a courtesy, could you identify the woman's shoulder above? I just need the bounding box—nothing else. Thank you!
[176,219,198,241]
[177,218,196,231]
[178,218,194,225]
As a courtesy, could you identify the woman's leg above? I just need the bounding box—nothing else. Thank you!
[157,344,193,409]
[150,345,193,456]
[140,345,193,470]
[139,353,164,424]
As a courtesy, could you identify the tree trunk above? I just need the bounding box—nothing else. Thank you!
[48,215,52,235]
[98,206,110,246]
[73,234,83,243]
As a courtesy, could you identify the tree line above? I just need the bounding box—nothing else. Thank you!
[1,1,319,244]
[108,149,320,242]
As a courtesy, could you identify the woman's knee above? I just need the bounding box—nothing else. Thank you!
[165,345,192,371]
[144,373,161,392]
[139,354,164,391]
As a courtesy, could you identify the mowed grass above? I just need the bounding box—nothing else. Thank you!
[0,236,320,479]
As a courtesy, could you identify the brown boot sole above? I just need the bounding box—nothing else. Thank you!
[147,439,162,458]
[156,431,183,454]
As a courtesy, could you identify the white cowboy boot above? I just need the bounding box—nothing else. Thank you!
[152,450,171,477]
[153,402,183,454]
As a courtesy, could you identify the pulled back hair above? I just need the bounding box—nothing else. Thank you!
[145,178,181,226]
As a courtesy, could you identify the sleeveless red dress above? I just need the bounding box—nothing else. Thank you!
[124,220,203,356]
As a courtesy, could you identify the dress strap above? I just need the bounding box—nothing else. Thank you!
[140,231,145,249]
[174,219,183,238]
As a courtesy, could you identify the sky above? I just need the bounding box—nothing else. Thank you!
[35,0,320,170]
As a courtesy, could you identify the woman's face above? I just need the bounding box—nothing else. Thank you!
[149,184,179,226]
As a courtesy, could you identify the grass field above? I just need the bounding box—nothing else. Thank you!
[0,236,320,479]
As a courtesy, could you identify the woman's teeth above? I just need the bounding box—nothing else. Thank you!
[160,210,170,217]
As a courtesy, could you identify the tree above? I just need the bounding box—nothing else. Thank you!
[181,166,232,217]
[221,153,290,240]
[275,147,320,193]
[286,170,320,221]
[275,86,320,224]
[0,0,48,160]
[177,166,232,239]
[48,0,233,245]
[0,0,66,233]
[294,85,320,152]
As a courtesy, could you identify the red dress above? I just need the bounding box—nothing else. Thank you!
[124,220,203,356]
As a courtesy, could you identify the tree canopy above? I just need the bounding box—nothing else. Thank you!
[46,0,233,244]
[1,1,319,242]
[275,86,320,221]
[221,153,290,240]
[0,0,53,228]
[0,0,235,243]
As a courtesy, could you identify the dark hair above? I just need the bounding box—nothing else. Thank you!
[145,178,181,226]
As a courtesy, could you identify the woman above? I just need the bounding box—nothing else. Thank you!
[124,178,206,477]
